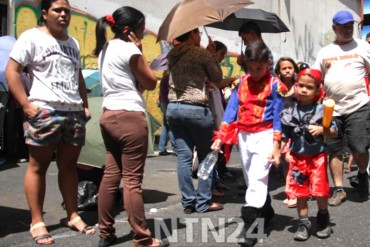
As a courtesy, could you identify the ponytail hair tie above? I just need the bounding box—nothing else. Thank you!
[105,15,115,27]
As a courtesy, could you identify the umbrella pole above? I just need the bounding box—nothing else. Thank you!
[240,37,244,54]
[203,26,210,38]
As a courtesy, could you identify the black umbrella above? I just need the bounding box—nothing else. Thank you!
[206,8,289,33]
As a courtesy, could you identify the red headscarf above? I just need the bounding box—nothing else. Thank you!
[297,68,322,85]
[295,68,325,102]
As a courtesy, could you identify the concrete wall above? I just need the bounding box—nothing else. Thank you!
[7,0,363,132]
[10,0,362,67]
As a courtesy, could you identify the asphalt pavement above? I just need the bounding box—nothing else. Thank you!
[0,149,369,247]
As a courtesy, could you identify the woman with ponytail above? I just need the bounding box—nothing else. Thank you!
[94,6,169,247]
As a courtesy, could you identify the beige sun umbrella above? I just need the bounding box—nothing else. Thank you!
[157,0,254,42]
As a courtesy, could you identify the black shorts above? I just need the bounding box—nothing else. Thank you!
[326,102,370,155]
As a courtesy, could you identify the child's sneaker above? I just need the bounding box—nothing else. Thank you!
[316,210,331,239]
[294,220,311,241]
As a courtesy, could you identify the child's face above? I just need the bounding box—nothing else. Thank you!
[246,60,269,81]
[278,61,295,82]
[295,74,320,105]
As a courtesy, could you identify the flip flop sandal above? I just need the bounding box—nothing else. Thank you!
[30,222,54,245]
[344,168,351,174]
[66,216,95,235]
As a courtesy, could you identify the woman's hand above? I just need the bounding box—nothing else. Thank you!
[128,31,142,51]
[23,103,40,120]
[136,81,145,93]
[211,139,223,153]
[84,107,91,122]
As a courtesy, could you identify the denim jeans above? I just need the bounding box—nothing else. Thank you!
[159,102,177,153]
[167,102,215,212]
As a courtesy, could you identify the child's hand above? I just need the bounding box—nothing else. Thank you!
[211,139,223,153]
[307,125,323,136]
[268,145,281,167]
[268,153,280,167]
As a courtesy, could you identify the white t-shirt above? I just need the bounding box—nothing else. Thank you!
[99,39,145,112]
[10,28,83,111]
[313,39,370,116]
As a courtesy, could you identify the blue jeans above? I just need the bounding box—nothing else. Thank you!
[166,102,215,212]
[159,102,176,153]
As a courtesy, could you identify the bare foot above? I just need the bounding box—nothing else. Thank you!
[288,198,297,208]
[146,238,169,247]
[283,198,289,205]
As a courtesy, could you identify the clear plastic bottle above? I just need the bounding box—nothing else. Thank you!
[197,150,218,180]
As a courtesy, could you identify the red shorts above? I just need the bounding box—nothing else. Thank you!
[285,152,330,198]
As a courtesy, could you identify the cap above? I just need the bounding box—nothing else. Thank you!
[332,10,354,24]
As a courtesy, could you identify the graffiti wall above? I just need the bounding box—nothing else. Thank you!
[13,0,243,74]
[12,0,362,134]
[13,0,245,132]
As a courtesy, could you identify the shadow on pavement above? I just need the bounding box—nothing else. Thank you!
[0,160,19,172]
[143,189,177,204]
[0,205,30,238]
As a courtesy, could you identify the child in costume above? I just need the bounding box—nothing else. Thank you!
[211,40,286,247]
[280,69,337,241]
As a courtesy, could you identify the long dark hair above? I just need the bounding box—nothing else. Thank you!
[274,57,299,76]
[94,6,145,56]
[37,0,70,26]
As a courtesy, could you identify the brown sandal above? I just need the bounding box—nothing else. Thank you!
[30,222,55,245]
[66,216,95,235]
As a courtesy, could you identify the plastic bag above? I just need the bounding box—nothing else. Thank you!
[77,181,98,211]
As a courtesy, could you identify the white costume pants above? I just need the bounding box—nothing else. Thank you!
[238,129,273,208]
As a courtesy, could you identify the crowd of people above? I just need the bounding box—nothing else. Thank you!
[3,1,370,246]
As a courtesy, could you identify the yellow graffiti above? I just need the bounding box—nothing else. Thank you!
[15,7,37,37]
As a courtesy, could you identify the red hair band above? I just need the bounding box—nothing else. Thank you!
[297,68,322,85]
[105,15,115,27]
[295,68,324,102]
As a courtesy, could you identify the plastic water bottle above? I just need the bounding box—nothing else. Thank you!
[197,151,218,180]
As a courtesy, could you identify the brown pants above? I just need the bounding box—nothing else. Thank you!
[98,110,152,246]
